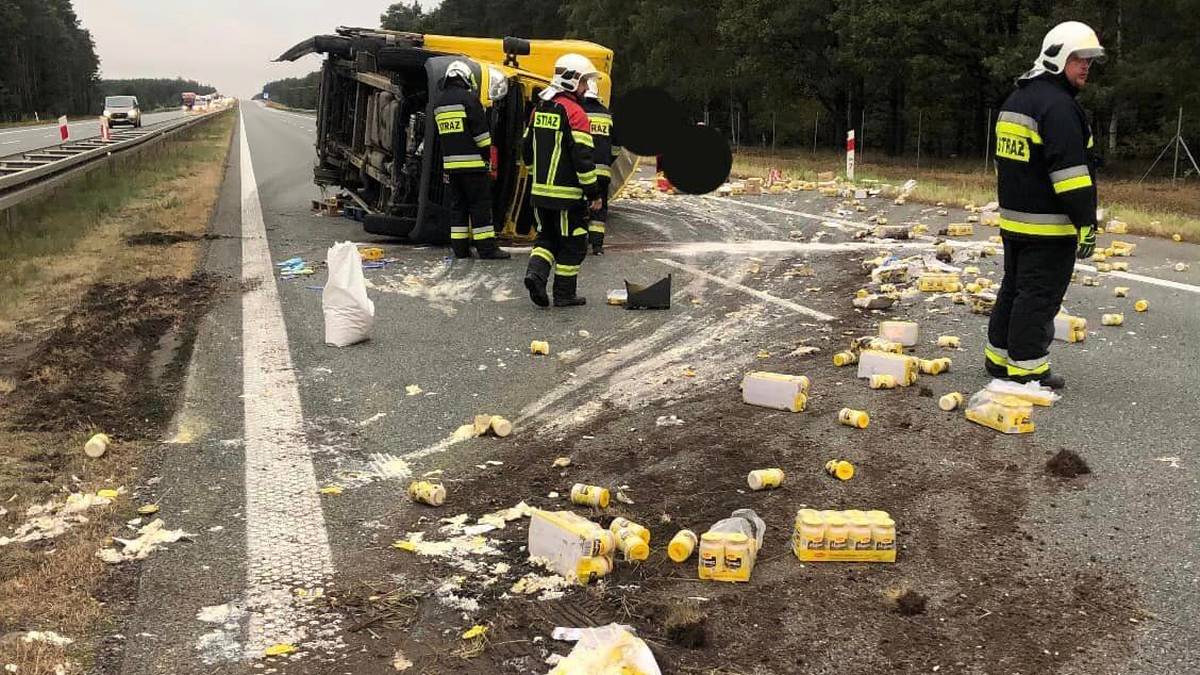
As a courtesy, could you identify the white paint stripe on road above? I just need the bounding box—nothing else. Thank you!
[238,109,339,658]
[703,195,872,231]
[655,258,836,320]
[705,196,1200,295]
[1075,263,1200,294]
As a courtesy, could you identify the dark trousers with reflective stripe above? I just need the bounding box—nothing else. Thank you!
[445,172,496,257]
[526,204,589,300]
[588,176,610,250]
[987,236,1076,373]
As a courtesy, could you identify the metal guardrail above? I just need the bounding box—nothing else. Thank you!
[0,111,226,212]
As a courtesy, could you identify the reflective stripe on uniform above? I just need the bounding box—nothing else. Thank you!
[996,111,1043,144]
[588,221,606,233]
[984,343,1009,366]
[434,104,466,114]
[531,246,555,264]
[473,132,492,148]
[555,263,581,277]
[560,211,569,236]
[571,227,588,237]
[450,226,470,240]
[547,129,563,191]
[577,169,597,185]
[571,130,593,147]
[1087,135,1095,149]
[595,164,612,178]
[444,153,486,170]
[1007,356,1049,376]
[1053,174,1093,194]
[472,225,495,240]
[532,184,583,199]
[998,208,1075,237]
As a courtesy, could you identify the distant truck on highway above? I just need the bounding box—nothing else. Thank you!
[182,92,197,110]
[276,27,635,244]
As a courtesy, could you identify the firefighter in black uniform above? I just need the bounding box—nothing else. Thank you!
[522,54,603,307]
[987,21,1105,389]
[580,78,620,255]
[433,60,509,260]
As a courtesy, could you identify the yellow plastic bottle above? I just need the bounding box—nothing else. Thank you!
[530,340,550,355]
[668,529,697,562]
[847,511,874,551]
[721,533,754,582]
[795,509,826,552]
[747,468,785,490]
[869,373,897,389]
[570,483,610,508]
[825,513,850,551]
[609,517,651,544]
[824,459,855,480]
[833,351,858,367]
[939,392,964,412]
[614,527,650,561]
[838,408,870,429]
[697,532,724,580]
[1134,299,1149,312]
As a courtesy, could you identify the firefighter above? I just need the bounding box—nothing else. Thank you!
[986,21,1104,389]
[433,60,510,260]
[522,54,603,307]
[580,77,620,255]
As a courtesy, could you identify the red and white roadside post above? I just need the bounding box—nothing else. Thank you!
[846,129,855,182]
[58,115,70,142]
[100,116,112,141]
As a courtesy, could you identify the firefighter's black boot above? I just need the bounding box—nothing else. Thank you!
[450,239,472,259]
[984,359,1008,379]
[524,256,551,307]
[589,231,604,256]
[475,239,511,260]
[1009,370,1066,389]
[552,275,586,307]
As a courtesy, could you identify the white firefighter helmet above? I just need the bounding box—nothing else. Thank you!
[444,60,476,90]
[1024,21,1105,79]
[550,53,597,94]
[583,76,603,102]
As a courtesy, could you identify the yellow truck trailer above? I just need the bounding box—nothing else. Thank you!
[277,27,635,243]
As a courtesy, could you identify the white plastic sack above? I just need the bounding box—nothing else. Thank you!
[323,241,375,347]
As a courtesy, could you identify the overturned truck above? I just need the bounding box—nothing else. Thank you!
[276,27,636,244]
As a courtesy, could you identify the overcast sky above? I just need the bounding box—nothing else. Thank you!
[76,1,437,97]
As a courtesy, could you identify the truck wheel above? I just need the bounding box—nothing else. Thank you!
[363,214,415,238]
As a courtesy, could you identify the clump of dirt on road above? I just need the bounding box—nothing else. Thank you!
[5,275,217,436]
[887,588,929,616]
[123,231,226,246]
[1046,448,1092,478]
[662,601,708,648]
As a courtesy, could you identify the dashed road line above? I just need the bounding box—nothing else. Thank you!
[655,257,836,320]
[238,109,338,658]
[703,195,872,232]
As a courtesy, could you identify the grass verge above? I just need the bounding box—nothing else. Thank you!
[0,109,234,675]
[731,149,1200,241]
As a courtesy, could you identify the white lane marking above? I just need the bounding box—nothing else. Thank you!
[1074,263,1200,294]
[703,195,871,232]
[264,107,317,122]
[238,109,339,658]
[706,196,1200,294]
[655,258,835,320]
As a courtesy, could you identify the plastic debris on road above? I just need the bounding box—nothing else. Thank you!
[323,242,375,347]
[0,491,115,546]
[984,379,1060,407]
[547,623,661,675]
[405,384,423,396]
[97,518,194,563]
[965,390,1035,434]
[84,433,110,458]
[462,625,488,640]
[264,643,297,657]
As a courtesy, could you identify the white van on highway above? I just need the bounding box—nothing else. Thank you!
[103,96,142,128]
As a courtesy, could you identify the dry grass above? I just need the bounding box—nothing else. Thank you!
[731,149,1200,241]
[0,109,234,675]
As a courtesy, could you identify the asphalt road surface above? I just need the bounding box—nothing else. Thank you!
[110,100,1198,674]
[0,110,188,156]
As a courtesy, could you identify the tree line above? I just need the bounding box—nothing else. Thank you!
[0,0,98,121]
[372,0,1199,161]
[259,71,321,110]
[99,78,216,112]
[0,1,217,121]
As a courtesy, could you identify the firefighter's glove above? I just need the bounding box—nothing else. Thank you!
[1076,225,1096,260]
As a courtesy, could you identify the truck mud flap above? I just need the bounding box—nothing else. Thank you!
[625,274,672,310]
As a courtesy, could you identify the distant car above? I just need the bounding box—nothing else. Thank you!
[103,96,142,128]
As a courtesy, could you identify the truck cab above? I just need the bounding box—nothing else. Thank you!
[276,27,635,244]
